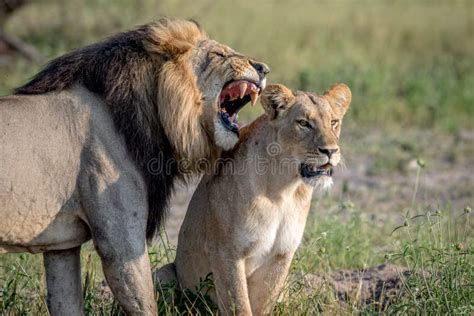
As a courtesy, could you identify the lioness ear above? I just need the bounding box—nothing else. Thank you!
[261,84,295,119]
[144,19,207,59]
[324,83,352,115]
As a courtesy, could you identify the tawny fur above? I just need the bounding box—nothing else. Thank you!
[1,18,268,315]
[155,83,352,315]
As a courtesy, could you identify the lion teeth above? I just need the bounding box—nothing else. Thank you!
[250,91,258,106]
[239,82,247,99]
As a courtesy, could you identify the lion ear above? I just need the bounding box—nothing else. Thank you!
[260,84,295,119]
[144,19,206,59]
[324,83,352,115]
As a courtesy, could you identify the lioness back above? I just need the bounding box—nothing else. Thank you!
[171,83,352,315]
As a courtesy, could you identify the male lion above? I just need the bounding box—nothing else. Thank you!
[0,19,268,315]
[156,83,352,315]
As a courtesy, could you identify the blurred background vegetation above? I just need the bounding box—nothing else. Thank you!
[0,0,473,130]
[0,1,473,314]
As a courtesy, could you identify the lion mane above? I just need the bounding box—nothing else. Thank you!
[15,19,214,240]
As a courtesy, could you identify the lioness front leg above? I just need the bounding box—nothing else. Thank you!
[247,254,293,315]
[209,251,252,315]
[43,247,84,316]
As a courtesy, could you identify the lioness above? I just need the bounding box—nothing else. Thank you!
[0,19,268,315]
[156,83,352,315]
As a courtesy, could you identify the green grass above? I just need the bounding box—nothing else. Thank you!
[279,209,474,315]
[1,0,473,129]
[383,208,474,314]
[1,203,472,314]
[1,165,473,315]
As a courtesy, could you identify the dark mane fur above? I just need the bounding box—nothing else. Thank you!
[15,23,179,241]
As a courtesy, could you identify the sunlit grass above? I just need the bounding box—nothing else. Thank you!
[1,0,473,129]
[1,164,472,314]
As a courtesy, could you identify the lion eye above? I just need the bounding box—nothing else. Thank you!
[212,51,226,58]
[297,120,311,128]
[331,120,339,128]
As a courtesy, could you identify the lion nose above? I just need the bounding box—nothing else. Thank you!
[250,60,270,77]
[318,147,338,158]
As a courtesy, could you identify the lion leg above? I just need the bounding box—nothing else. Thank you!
[79,159,157,314]
[247,254,293,315]
[89,219,156,315]
[43,246,84,316]
[208,251,252,316]
[99,248,155,315]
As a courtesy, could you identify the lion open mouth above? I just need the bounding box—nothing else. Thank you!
[300,163,334,178]
[218,80,261,135]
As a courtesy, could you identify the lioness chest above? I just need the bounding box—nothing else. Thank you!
[237,192,311,276]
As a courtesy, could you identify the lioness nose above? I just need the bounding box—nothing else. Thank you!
[318,147,338,158]
[250,60,270,77]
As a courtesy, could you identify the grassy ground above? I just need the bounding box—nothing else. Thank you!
[0,0,473,315]
[1,194,473,314]
[1,0,473,129]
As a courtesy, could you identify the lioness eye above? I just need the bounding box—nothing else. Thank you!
[331,120,339,128]
[297,120,311,128]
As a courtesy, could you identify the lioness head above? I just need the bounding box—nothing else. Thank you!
[148,19,269,153]
[261,83,352,188]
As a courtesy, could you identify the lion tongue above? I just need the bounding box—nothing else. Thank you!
[220,80,258,104]
[223,81,246,101]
